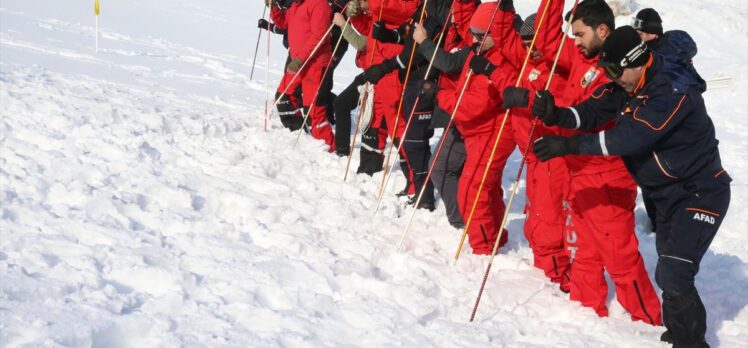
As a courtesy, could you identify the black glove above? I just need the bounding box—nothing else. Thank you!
[364,59,398,83]
[532,135,579,162]
[258,19,275,32]
[419,80,436,97]
[502,87,529,109]
[372,21,402,44]
[532,90,560,126]
[499,0,514,11]
[469,54,496,76]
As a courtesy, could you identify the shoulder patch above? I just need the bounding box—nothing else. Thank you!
[581,66,601,88]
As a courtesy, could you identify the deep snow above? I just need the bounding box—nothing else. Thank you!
[1,0,746,347]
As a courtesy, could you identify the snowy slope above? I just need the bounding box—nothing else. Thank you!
[1,0,746,347]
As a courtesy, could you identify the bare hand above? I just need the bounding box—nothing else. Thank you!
[412,23,428,44]
[333,12,346,27]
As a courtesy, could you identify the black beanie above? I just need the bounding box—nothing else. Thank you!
[599,26,650,69]
[634,8,663,36]
[520,13,536,40]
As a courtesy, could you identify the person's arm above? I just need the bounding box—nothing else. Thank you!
[418,40,470,74]
[269,5,288,30]
[533,83,623,130]
[577,88,694,156]
[336,12,367,51]
[492,2,524,70]
[533,0,575,72]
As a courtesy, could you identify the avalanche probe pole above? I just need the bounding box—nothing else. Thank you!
[263,8,272,132]
[251,6,268,81]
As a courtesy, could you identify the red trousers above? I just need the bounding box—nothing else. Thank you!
[373,72,412,191]
[566,166,662,325]
[457,124,516,255]
[513,113,572,289]
[277,65,335,151]
[524,157,572,290]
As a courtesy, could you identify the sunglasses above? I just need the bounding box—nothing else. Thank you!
[630,18,644,31]
[471,31,486,42]
[601,63,624,80]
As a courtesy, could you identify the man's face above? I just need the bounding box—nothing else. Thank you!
[523,39,543,60]
[359,0,369,11]
[572,20,607,59]
[472,33,494,53]
[613,66,644,93]
[636,30,659,43]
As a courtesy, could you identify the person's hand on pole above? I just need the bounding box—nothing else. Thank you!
[532,90,561,126]
[501,87,530,109]
[286,57,303,73]
[258,18,275,31]
[468,54,496,76]
[532,135,579,161]
[333,12,346,27]
[372,21,401,43]
[412,22,428,44]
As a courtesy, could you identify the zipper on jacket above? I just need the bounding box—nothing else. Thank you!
[653,151,678,179]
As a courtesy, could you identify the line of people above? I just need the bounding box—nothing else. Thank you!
[258,1,731,347]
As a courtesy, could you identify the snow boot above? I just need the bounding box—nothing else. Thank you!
[662,289,709,348]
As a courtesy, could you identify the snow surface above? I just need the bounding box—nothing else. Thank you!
[1,0,746,346]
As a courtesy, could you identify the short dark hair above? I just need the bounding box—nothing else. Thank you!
[566,0,615,32]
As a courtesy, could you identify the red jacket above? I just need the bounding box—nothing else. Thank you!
[271,0,332,68]
[533,0,626,175]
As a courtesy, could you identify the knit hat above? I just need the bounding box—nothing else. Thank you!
[632,8,663,36]
[520,13,536,40]
[598,26,650,78]
[470,2,498,34]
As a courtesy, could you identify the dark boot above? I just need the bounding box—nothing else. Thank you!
[662,289,709,348]
[276,92,304,131]
[661,330,673,343]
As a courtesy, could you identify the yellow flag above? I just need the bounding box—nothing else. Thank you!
[94,0,100,16]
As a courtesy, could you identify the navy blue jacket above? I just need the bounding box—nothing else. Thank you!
[555,53,726,190]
